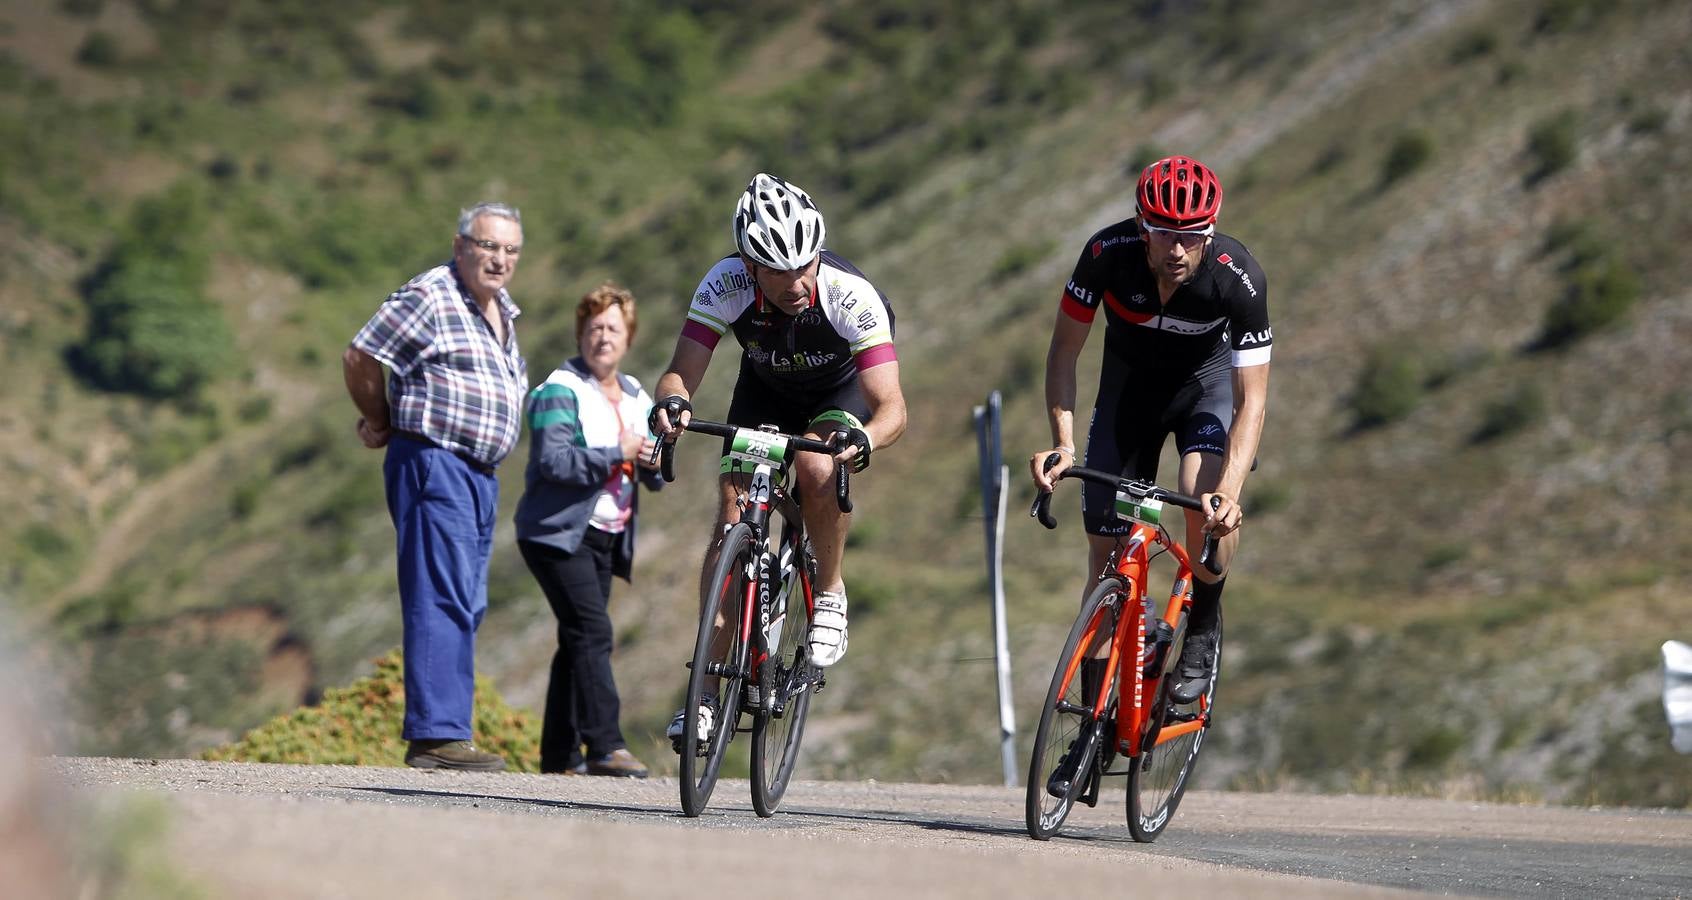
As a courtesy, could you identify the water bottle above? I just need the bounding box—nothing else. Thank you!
[1142,593,1174,677]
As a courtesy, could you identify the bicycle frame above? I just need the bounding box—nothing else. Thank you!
[726,450,814,701]
[663,418,847,708]
[1086,524,1204,760]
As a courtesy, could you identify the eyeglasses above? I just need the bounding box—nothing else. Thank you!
[1141,221,1213,248]
[461,236,523,256]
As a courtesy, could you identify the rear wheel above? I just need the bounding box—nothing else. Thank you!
[1125,613,1220,841]
[1025,576,1127,840]
[679,523,755,817]
[750,517,815,817]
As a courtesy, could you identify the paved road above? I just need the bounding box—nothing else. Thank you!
[42,758,1692,898]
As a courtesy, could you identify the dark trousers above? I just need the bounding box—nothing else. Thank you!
[519,530,626,771]
[384,437,497,741]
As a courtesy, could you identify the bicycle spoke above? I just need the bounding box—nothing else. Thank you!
[1027,578,1125,840]
[680,524,755,817]
[752,516,814,817]
[1126,614,1220,841]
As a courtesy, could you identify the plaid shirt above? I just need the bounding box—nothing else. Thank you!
[352,261,528,466]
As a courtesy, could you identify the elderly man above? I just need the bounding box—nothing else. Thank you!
[343,203,529,770]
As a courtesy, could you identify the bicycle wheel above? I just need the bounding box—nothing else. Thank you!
[680,523,755,817]
[1026,575,1127,840]
[750,517,815,817]
[1125,612,1221,842]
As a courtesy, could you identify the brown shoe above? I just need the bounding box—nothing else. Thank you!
[584,748,648,778]
[405,739,506,771]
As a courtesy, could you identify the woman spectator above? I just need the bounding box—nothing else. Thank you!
[515,283,661,777]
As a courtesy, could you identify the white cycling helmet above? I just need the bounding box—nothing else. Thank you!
[733,173,826,271]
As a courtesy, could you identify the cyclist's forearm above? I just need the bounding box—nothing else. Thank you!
[866,398,906,450]
[1043,314,1087,450]
[656,336,713,402]
[654,371,691,403]
[859,363,906,450]
[1044,358,1079,449]
[1219,390,1266,498]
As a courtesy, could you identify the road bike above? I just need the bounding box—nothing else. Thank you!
[1025,463,1223,842]
[655,418,852,817]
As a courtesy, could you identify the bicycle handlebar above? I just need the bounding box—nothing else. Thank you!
[1031,459,1223,576]
[652,418,853,514]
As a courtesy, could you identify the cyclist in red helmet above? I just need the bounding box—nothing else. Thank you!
[1030,155,1271,707]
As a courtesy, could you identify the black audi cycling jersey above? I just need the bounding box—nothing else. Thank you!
[682,250,897,398]
[1061,221,1271,373]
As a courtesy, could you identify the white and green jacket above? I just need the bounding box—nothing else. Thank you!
[513,357,662,580]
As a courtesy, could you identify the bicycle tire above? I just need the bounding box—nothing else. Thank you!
[750,516,815,817]
[1026,575,1128,840]
[1125,611,1221,842]
[680,523,756,817]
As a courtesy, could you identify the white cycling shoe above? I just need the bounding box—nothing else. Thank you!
[667,697,716,753]
[808,591,849,668]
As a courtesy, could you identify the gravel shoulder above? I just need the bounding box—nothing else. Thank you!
[42,758,1692,899]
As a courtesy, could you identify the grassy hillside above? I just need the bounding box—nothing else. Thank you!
[3,0,1688,806]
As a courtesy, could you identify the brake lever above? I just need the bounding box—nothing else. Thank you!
[1031,454,1061,530]
[1197,495,1223,576]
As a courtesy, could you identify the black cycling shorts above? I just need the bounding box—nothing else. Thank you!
[1081,351,1233,536]
[725,359,871,437]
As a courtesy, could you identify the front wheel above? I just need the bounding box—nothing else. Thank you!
[750,518,815,817]
[679,523,755,817]
[1026,576,1127,840]
[1125,612,1220,842]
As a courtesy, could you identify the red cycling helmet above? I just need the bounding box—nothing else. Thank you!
[1135,156,1223,230]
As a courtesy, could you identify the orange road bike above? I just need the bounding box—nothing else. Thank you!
[1025,464,1223,842]
[655,419,852,817]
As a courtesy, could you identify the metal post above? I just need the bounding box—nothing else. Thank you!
[975,391,1017,787]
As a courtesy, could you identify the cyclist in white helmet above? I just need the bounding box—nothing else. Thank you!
[651,173,907,749]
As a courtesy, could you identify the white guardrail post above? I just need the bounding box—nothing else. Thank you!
[1664,640,1692,754]
[975,391,1017,787]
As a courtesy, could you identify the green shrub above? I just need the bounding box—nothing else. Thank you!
[1526,110,1580,185]
[203,650,543,771]
[1537,254,1640,347]
[1350,345,1424,430]
[1541,217,1604,270]
[1449,29,1497,64]
[1379,128,1434,188]
[76,30,119,67]
[19,523,75,560]
[1308,141,1349,177]
[1628,105,1669,135]
[1124,143,1168,179]
[74,258,232,399]
[1471,384,1546,444]
[1534,0,1604,34]
[1243,482,1291,517]
[989,240,1054,284]
[367,75,447,120]
[1404,725,1464,769]
[1420,543,1467,571]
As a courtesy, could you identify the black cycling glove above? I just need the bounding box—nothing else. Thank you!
[838,427,872,473]
[649,395,692,434]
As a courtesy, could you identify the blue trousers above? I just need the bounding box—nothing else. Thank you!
[384,437,498,741]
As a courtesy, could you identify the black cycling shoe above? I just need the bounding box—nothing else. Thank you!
[1045,737,1087,799]
[1168,629,1218,705]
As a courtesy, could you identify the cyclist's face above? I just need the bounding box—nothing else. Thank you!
[745,255,820,314]
[1140,221,1210,286]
